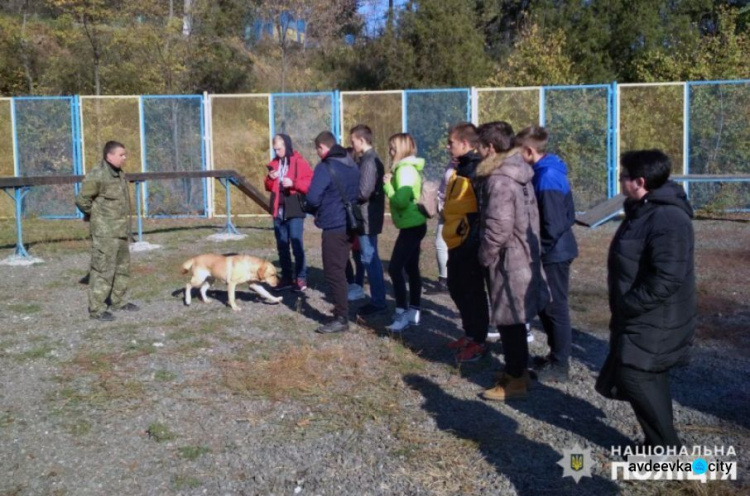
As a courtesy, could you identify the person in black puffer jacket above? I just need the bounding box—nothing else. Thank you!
[602,149,696,449]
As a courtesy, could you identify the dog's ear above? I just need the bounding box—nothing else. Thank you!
[257,261,268,280]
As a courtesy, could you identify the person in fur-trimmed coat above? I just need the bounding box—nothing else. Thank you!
[475,122,550,402]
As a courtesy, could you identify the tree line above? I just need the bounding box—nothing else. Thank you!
[1,0,749,96]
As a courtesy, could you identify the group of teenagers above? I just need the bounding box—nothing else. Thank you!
[265,122,580,401]
[76,123,695,451]
[266,121,698,450]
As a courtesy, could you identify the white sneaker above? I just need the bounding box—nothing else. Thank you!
[387,308,420,332]
[526,322,534,343]
[347,283,366,301]
[486,325,500,343]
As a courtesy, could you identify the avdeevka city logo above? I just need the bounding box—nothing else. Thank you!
[558,444,594,483]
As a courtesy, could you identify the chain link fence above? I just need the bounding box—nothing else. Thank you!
[2,80,748,219]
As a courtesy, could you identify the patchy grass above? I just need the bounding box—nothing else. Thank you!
[6,303,42,314]
[172,474,202,490]
[17,344,55,360]
[66,419,92,437]
[153,370,177,382]
[178,445,211,461]
[146,422,176,442]
[0,411,14,428]
[217,344,368,401]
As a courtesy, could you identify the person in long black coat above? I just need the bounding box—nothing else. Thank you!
[604,149,696,449]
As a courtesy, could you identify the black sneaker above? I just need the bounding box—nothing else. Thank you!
[113,302,139,312]
[273,278,295,292]
[532,361,570,383]
[316,316,349,334]
[90,311,115,322]
[532,353,553,368]
[357,303,388,317]
[427,277,449,295]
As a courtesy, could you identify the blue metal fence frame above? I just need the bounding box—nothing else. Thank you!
[12,95,79,219]
[3,79,750,238]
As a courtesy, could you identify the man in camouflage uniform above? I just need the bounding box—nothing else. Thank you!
[75,141,139,321]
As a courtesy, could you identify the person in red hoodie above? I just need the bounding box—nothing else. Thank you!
[264,133,313,292]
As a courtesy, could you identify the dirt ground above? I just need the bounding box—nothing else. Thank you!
[0,214,748,496]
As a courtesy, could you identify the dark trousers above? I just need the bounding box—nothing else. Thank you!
[273,216,306,281]
[539,260,573,365]
[499,323,529,377]
[616,365,681,449]
[388,224,426,309]
[322,230,351,319]
[447,244,489,343]
[345,250,364,286]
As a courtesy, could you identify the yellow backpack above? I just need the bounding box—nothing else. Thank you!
[442,172,478,249]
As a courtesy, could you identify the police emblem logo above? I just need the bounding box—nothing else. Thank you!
[571,454,584,471]
[558,444,593,483]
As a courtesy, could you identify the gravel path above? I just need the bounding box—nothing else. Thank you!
[0,217,748,495]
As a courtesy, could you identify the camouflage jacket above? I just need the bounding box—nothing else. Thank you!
[75,160,132,239]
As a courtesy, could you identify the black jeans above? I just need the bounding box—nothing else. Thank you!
[388,224,426,309]
[616,365,681,449]
[499,323,529,377]
[539,260,573,365]
[322,230,351,319]
[447,243,489,343]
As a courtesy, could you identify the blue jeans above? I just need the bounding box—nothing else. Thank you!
[359,234,387,307]
[273,216,306,281]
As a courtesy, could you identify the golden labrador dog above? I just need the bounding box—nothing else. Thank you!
[181,254,282,310]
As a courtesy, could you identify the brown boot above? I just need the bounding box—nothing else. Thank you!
[482,373,528,401]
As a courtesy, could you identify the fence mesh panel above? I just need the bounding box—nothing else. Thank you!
[211,96,270,215]
[14,98,77,218]
[688,82,750,211]
[477,89,540,129]
[619,85,684,174]
[405,90,469,180]
[81,97,142,173]
[341,92,402,163]
[0,100,13,217]
[272,93,333,167]
[142,96,205,216]
[545,87,610,210]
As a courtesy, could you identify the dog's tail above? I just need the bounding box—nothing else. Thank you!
[181,258,195,275]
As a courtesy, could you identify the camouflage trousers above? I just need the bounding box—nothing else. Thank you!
[88,236,130,316]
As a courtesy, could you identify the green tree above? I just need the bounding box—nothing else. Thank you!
[487,20,579,86]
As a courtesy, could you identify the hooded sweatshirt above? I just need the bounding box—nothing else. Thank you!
[306,144,360,232]
[264,134,312,218]
[383,156,427,229]
[607,180,696,372]
[532,154,579,264]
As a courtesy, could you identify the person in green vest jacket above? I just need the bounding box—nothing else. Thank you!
[383,133,427,332]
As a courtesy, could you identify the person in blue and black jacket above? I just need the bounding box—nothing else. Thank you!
[517,126,579,383]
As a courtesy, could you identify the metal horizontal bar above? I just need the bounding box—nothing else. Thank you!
[12,96,74,100]
[672,174,750,183]
[210,94,271,98]
[404,88,470,94]
[618,82,683,88]
[79,95,140,100]
[141,95,202,100]
[273,92,333,98]
[543,84,610,91]
[0,170,271,214]
[340,90,403,96]
[687,79,750,87]
[475,86,541,92]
